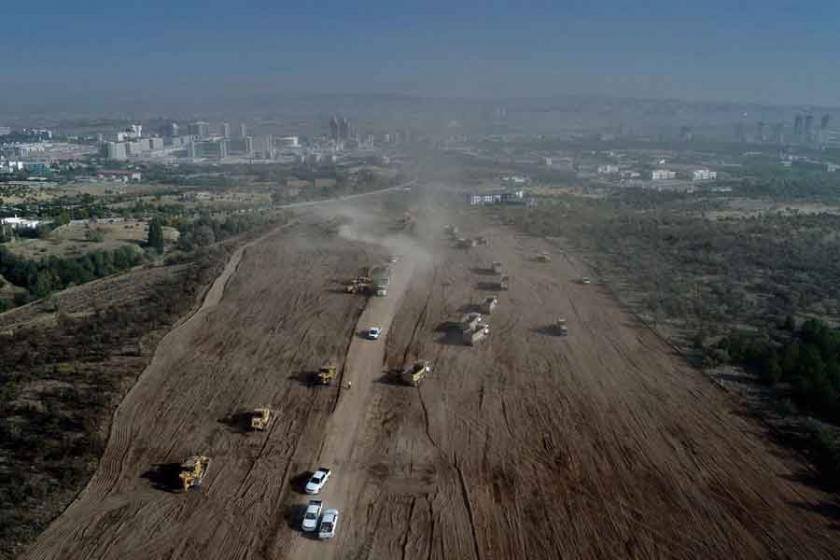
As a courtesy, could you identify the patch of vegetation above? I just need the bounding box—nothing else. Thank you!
[721,319,840,423]
[0,245,143,301]
[0,251,227,559]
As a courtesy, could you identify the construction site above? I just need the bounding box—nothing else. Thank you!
[18,190,840,560]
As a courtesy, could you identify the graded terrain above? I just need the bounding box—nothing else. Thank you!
[22,198,840,560]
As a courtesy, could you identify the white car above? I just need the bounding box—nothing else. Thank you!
[305,468,331,494]
[367,327,382,340]
[318,508,339,539]
[301,500,322,532]
[581,277,592,285]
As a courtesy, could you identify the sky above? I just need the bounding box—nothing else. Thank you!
[3,0,840,109]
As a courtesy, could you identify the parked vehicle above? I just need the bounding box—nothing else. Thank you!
[305,467,332,494]
[302,500,322,532]
[318,508,339,539]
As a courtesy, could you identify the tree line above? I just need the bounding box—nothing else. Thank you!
[0,246,142,303]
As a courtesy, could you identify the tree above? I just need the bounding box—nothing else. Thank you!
[147,218,165,253]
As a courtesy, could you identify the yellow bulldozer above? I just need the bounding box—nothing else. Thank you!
[179,455,211,491]
[251,407,272,431]
[317,363,338,385]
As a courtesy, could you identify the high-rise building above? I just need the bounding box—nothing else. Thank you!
[757,121,767,143]
[804,114,814,141]
[329,116,339,142]
[239,123,247,138]
[772,123,784,144]
[188,121,210,139]
[794,115,803,139]
[338,117,350,141]
[106,142,128,160]
[221,122,230,139]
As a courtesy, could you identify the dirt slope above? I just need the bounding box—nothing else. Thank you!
[22,206,840,560]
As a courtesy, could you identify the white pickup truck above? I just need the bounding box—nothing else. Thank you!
[319,508,340,539]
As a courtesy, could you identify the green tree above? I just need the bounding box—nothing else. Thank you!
[147,218,165,253]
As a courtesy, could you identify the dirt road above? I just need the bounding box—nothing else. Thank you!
[22,201,840,559]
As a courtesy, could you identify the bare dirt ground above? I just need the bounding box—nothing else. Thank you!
[22,200,840,559]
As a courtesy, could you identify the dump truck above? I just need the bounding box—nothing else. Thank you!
[179,455,210,491]
[317,363,338,385]
[397,360,431,386]
[458,313,489,345]
[463,324,490,346]
[480,296,498,314]
[251,407,271,431]
[370,265,391,297]
[555,318,569,336]
[459,312,485,333]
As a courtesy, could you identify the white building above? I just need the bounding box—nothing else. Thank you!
[692,169,718,181]
[598,164,619,175]
[276,136,300,148]
[651,169,676,181]
[106,142,128,160]
[1,216,42,230]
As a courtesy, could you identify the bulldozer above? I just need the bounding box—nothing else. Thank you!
[179,455,210,491]
[317,363,338,385]
[345,276,372,294]
[251,407,271,431]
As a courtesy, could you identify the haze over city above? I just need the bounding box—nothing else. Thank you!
[2,0,840,113]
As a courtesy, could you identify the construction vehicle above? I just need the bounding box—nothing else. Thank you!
[480,296,498,314]
[317,362,338,385]
[251,407,271,431]
[462,323,490,346]
[581,276,592,285]
[555,318,569,336]
[345,275,373,294]
[396,360,431,386]
[455,237,477,249]
[536,251,551,263]
[458,313,489,345]
[491,261,503,274]
[370,265,391,297]
[179,455,210,491]
[444,224,459,239]
[475,236,488,246]
[498,275,510,291]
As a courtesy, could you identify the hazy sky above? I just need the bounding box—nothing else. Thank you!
[4,1,839,108]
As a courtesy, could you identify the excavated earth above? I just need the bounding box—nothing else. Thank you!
[22,201,840,560]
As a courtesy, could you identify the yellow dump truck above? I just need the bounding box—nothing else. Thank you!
[397,360,431,386]
[179,455,210,491]
[251,407,271,431]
